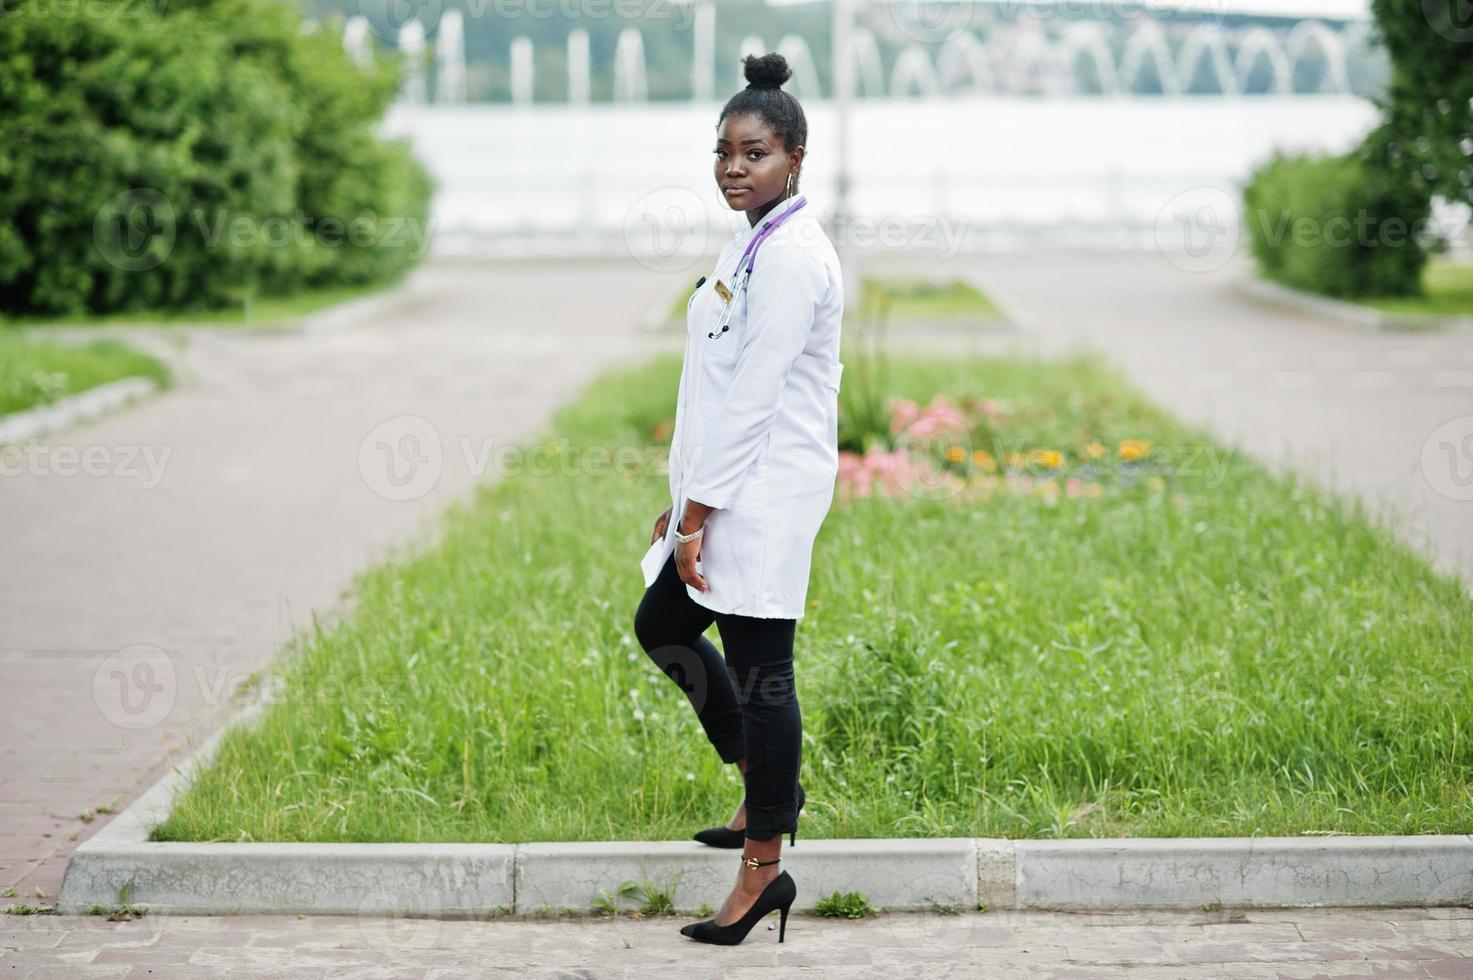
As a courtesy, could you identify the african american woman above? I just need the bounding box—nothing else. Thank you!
[634,51,845,946]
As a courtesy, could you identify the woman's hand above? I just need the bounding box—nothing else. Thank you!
[674,516,709,592]
[650,505,672,545]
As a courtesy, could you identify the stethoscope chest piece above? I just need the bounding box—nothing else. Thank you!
[707,270,748,340]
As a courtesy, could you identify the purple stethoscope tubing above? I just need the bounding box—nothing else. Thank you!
[681,194,808,519]
[707,194,808,340]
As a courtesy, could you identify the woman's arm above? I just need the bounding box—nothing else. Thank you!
[678,498,714,533]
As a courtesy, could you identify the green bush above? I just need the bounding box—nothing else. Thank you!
[0,0,432,317]
[1241,149,1430,299]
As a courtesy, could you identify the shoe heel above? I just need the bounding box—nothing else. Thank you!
[789,828,796,846]
[778,902,790,943]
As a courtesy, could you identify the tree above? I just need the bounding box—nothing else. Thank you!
[1364,0,1473,208]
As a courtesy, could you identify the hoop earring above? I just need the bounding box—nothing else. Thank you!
[786,172,795,197]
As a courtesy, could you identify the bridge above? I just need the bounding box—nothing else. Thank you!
[337,0,1380,104]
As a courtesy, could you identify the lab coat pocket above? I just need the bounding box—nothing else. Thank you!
[686,506,760,612]
[693,397,724,449]
[703,292,743,361]
[826,361,844,393]
[823,361,844,480]
[824,361,844,430]
[704,324,740,361]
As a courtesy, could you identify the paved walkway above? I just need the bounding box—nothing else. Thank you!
[0,259,681,901]
[5,251,1473,971]
[4,906,1471,977]
[881,247,1473,589]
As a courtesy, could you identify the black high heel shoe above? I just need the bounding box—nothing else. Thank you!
[679,857,797,945]
[693,784,805,848]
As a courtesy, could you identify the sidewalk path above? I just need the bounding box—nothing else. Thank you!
[876,248,1473,590]
[4,906,1470,977]
[5,251,1472,970]
[0,259,681,901]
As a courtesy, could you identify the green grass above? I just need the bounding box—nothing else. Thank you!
[813,891,875,919]
[153,351,1473,845]
[0,337,171,415]
[1358,259,1473,317]
[0,278,402,329]
[860,277,1004,321]
[663,275,1003,324]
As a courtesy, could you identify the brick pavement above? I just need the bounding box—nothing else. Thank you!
[3,906,1471,978]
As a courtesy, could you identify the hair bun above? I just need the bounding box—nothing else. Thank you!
[742,52,791,90]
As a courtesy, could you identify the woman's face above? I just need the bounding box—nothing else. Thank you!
[713,112,802,223]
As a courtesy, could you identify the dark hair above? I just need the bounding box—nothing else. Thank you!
[718,52,808,158]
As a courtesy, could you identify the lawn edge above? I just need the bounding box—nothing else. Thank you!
[1230,274,1473,334]
[5,266,432,340]
[57,695,1473,916]
[0,376,160,445]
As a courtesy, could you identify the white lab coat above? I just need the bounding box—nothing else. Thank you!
[639,195,845,619]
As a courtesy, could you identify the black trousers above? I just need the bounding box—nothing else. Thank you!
[633,552,802,841]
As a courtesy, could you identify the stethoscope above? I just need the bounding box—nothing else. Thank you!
[704,194,808,341]
[674,193,809,521]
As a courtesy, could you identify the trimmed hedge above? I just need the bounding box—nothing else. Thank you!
[1241,149,1430,299]
[0,0,432,317]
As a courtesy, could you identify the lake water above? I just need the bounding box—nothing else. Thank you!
[381,95,1383,257]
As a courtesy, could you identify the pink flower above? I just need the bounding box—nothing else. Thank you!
[886,397,920,438]
[838,446,953,499]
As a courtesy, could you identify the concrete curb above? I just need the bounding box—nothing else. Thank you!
[1015,836,1473,910]
[58,696,1473,916]
[1230,275,1473,333]
[0,376,159,445]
